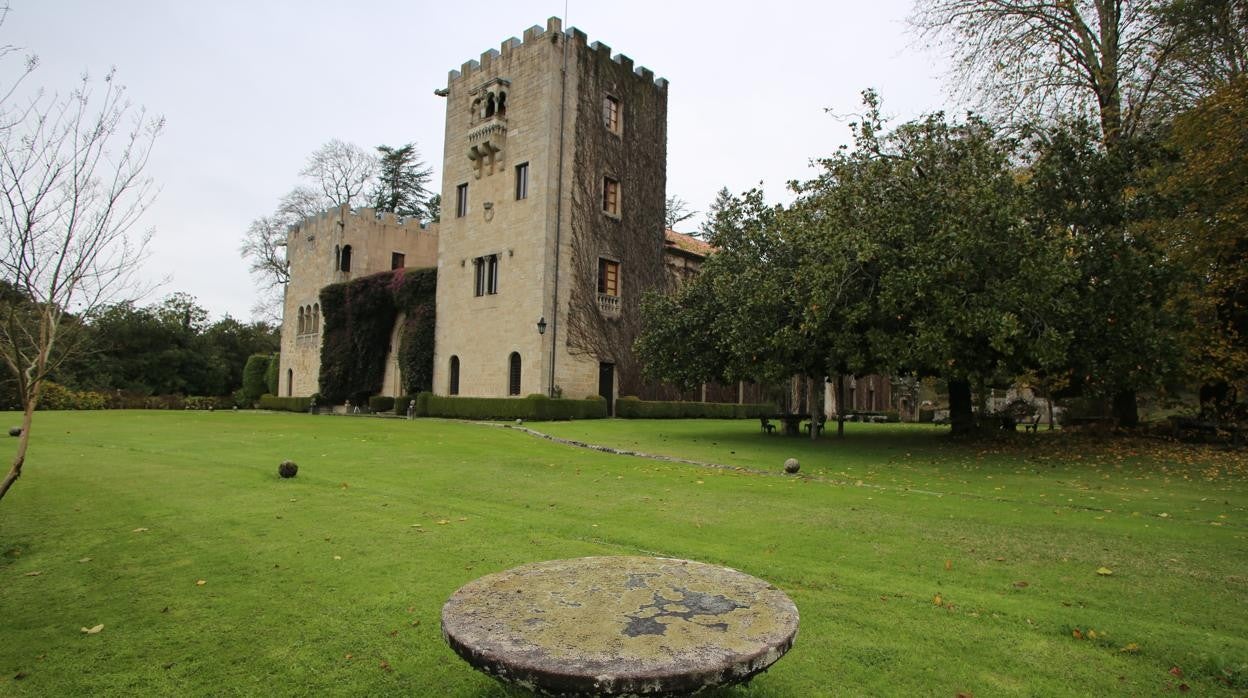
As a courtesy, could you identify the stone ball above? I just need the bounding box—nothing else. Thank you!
[8,427,21,437]
[783,458,800,474]
[278,460,299,479]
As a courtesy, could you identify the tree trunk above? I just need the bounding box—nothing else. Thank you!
[949,379,974,435]
[0,405,35,502]
[836,375,846,439]
[1113,389,1139,428]
[807,375,818,441]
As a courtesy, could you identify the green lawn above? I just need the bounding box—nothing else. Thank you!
[0,412,1244,696]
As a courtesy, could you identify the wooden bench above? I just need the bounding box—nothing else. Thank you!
[760,417,776,434]
[1024,414,1042,432]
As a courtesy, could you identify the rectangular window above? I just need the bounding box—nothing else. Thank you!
[486,254,499,295]
[456,183,469,218]
[603,95,621,134]
[515,162,529,200]
[391,252,405,270]
[473,257,484,297]
[597,259,619,296]
[602,177,619,216]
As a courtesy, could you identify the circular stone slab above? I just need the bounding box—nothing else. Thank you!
[441,556,799,696]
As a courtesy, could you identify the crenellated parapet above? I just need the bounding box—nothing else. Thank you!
[445,17,668,92]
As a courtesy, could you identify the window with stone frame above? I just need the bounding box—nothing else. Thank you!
[449,355,460,395]
[515,162,529,200]
[473,254,500,296]
[508,352,522,396]
[602,177,620,216]
[603,94,621,134]
[456,183,469,218]
[597,258,620,296]
[391,252,406,270]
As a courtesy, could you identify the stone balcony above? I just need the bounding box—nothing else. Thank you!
[597,293,620,317]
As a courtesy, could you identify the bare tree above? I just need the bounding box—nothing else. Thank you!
[0,69,162,501]
[664,195,696,230]
[300,139,377,209]
[911,0,1174,146]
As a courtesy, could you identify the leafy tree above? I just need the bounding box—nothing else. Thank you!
[371,143,434,220]
[242,354,270,405]
[1152,0,1248,109]
[1150,76,1248,412]
[0,65,162,502]
[426,193,441,224]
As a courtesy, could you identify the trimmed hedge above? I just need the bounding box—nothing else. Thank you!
[615,398,773,419]
[242,354,270,404]
[264,353,280,395]
[259,395,313,412]
[368,395,396,413]
[409,392,606,421]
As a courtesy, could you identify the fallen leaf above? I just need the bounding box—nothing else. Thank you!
[23,571,42,577]
[78,557,91,563]
[933,594,943,606]
[333,555,342,560]
[436,520,449,525]
[457,517,467,522]
[379,660,392,672]
[81,624,104,634]
[195,579,206,586]
[1013,581,1029,588]
[344,653,353,660]
[944,559,953,571]
[1170,667,1183,678]
[13,671,28,680]
[1096,567,1114,576]
[994,557,1005,562]
[1179,683,1190,692]
[132,527,149,533]
[956,693,974,698]
[339,482,349,489]
[410,619,421,627]
[1120,643,1140,653]
[1072,628,1084,640]
[1087,629,1098,639]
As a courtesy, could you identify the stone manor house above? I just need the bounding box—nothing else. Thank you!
[280,18,696,414]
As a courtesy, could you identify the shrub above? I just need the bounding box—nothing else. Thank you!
[615,399,773,419]
[36,382,108,411]
[242,354,270,404]
[259,395,313,412]
[883,410,901,423]
[918,408,935,423]
[278,460,298,478]
[369,395,396,413]
[411,393,606,421]
[264,354,280,395]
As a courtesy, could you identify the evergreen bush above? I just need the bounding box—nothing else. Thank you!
[408,392,606,420]
[614,399,772,419]
[242,354,270,405]
[368,396,396,413]
[259,395,313,412]
[264,354,280,395]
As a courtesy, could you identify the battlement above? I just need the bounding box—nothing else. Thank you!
[290,204,433,238]
[446,17,668,91]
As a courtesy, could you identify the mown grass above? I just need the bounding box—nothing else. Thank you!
[0,412,1245,696]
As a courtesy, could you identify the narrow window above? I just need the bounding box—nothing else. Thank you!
[597,259,620,296]
[486,254,499,295]
[456,183,469,218]
[473,257,484,297]
[286,369,293,397]
[603,95,621,134]
[449,356,460,396]
[485,93,496,118]
[340,245,352,273]
[508,352,522,396]
[334,244,341,271]
[515,162,529,200]
[602,177,619,216]
[312,303,320,333]
[391,252,406,270]
[496,91,507,117]
[297,307,305,335]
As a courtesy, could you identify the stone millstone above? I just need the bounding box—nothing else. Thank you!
[441,556,799,696]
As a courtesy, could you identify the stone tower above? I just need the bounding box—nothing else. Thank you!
[433,18,668,412]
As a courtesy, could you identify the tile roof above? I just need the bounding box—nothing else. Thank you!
[664,229,713,257]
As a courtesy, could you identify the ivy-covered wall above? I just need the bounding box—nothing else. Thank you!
[318,268,436,403]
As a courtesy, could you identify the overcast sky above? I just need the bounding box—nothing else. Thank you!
[3,0,955,322]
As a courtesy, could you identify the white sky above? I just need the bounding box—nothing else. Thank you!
[3,0,955,321]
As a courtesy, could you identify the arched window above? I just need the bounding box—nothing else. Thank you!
[286,368,293,397]
[496,91,507,117]
[340,245,352,273]
[485,93,496,118]
[312,303,320,333]
[334,244,341,271]
[449,356,460,396]
[297,306,305,334]
[508,352,521,396]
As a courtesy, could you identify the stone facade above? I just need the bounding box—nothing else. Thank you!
[432,18,668,410]
[277,207,437,398]
[277,18,668,408]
